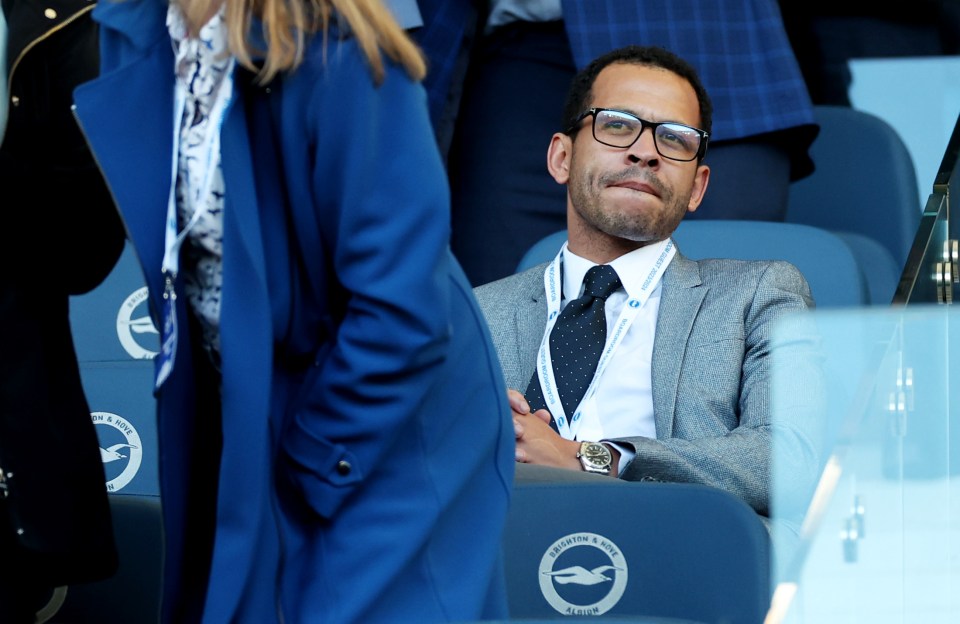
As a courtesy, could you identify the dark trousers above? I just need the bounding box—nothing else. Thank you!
[448,21,792,286]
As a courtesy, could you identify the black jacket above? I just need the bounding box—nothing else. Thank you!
[1,0,123,585]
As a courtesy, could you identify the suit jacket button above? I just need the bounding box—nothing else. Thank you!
[336,460,351,476]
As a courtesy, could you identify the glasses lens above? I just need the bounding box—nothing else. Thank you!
[593,110,642,147]
[654,123,701,161]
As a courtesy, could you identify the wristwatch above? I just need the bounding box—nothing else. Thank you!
[577,441,613,475]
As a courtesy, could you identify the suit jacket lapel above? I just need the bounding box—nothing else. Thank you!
[510,267,547,391]
[518,288,544,373]
[652,253,706,438]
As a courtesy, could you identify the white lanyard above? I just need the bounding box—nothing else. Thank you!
[535,240,675,439]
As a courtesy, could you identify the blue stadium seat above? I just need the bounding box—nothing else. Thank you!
[503,481,770,623]
[69,242,160,497]
[786,105,921,273]
[833,232,902,305]
[516,221,869,308]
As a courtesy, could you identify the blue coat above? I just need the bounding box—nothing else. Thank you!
[73,1,514,621]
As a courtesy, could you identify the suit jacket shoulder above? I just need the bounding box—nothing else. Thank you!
[474,264,548,391]
[474,263,546,324]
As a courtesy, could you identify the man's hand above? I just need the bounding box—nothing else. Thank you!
[508,389,582,471]
[508,389,621,475]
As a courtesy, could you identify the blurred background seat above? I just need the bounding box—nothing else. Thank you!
[50,244,163,621]
[517,220,871,308]
[785,105,921,294]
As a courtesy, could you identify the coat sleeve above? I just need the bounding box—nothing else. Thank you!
[618,262,826,516]
[279,41,453,519]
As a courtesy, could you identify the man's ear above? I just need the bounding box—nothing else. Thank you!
[547,133,573,185]
[686,164,710,214]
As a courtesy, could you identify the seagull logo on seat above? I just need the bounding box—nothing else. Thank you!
[538,532,629,616]
[100,443,139,464]
[91,412,143,492]
[117,287,159,359]
[543,565,623,586]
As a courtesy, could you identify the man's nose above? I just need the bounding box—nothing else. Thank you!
[626,127,659,166]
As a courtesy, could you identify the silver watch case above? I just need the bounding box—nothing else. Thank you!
[577,441,612,475]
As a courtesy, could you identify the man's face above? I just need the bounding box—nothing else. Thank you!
[548,63,710,258]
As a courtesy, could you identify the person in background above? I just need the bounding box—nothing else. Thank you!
[73,0,513,622]
[439,0,818,286]
[0,1,123,622]
[387,0,481,158]
[475,45,824,520]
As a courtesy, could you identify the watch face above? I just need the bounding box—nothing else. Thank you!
[583,444,610,464]
[581,442,611,468]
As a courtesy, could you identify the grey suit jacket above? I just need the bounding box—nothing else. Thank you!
[474,251,825,515]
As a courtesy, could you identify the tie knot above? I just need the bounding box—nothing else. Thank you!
[582,265,622,300]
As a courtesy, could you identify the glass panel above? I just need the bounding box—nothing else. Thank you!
[770,307,960,623]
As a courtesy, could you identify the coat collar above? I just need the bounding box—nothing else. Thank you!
[93,0,168,52]
[92,0,306,68]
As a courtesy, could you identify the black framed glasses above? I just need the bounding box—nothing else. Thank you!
[568,108,709,162]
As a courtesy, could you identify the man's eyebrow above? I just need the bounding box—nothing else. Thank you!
[602,107,687,126]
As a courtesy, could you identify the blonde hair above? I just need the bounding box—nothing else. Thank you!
[179,0,426,84]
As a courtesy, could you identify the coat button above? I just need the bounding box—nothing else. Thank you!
[11,95,19,107]
[336,460,351,476]
[44,8,57,19]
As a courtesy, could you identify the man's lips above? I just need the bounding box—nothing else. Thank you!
[608,180,661,197]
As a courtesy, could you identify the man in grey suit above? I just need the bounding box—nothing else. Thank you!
[474,45,823,517]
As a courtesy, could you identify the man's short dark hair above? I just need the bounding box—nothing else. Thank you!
[562,45,713,158]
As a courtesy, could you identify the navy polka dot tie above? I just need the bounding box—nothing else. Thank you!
[526,265,623,422]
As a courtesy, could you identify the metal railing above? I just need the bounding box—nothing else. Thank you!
[894,112,960,304]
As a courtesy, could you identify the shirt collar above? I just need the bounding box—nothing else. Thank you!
[562,238,673,300]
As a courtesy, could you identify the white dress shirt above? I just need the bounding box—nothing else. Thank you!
[559,241,670,472]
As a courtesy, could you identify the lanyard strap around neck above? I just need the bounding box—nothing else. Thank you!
[535,240,675,439]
